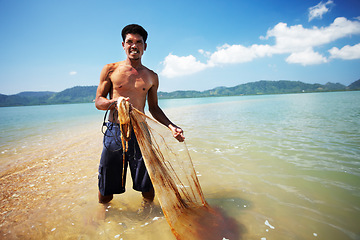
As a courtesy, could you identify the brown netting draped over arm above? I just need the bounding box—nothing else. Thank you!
[118,98,240,240]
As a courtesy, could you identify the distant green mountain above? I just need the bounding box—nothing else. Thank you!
[0,80,359,107]
[158,80,350,98]
[0,86,96,107]
[348,79,360,90]
[47,86,97,104]
[0,91,55,106]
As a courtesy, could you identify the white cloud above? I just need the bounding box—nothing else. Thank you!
[160,17,360,78]
[264,17,360,53]
[198,49,211,57]
[329,43,360,60]
[160,54,208,78]
[308,0,333,22]
[208,44,273,66]
[208,44,257,65]
[286,48,328,66]
[69,71,77,75]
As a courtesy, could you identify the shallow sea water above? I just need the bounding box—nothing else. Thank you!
[1,91,360,239]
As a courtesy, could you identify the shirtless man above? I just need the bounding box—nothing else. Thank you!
[95,24,185,206]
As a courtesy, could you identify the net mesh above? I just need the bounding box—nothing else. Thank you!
[117,98,239,240]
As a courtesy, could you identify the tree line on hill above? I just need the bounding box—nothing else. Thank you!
[0,79,359,107]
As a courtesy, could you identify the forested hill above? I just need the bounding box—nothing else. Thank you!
[0,86,97,107]
[158,80,354,98]
[1,79,359,107]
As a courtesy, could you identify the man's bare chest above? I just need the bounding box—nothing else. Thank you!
[111,68,152,92]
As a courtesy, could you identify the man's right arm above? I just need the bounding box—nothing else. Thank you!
[95,64,117,111]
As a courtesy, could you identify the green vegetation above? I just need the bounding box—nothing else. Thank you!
[0,86,96,107]
[159,80,358,98]
[1,80,359,107]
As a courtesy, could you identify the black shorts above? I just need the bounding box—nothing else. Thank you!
[98,122,153,196]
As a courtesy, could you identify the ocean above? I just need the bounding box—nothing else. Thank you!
[0,91,359,239]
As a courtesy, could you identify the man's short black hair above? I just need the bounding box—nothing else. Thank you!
[121,24,148,43]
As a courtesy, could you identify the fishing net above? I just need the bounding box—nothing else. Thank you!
[117,98,239,240]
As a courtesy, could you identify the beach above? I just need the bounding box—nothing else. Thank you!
[1,92,360,239]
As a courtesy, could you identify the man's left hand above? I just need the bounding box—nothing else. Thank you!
[171,127,185,142]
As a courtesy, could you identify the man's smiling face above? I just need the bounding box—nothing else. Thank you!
[122,33,147,61]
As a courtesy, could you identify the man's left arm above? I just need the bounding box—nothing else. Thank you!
[147,74,185,142]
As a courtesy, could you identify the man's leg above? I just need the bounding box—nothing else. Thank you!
[138,188,154,214]
[98,191,113,204]
[98,123,127,205]
[142,188,155,202]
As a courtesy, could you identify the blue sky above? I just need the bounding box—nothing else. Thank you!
[0,0,359,95]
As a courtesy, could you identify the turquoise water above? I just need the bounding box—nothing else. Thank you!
[0,103,103,148]
[1,91,359,239]
[0,96,253,149]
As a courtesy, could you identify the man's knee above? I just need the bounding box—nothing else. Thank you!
[98,191,113,204]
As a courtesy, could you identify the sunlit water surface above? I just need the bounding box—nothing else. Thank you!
[1,91,359,239]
